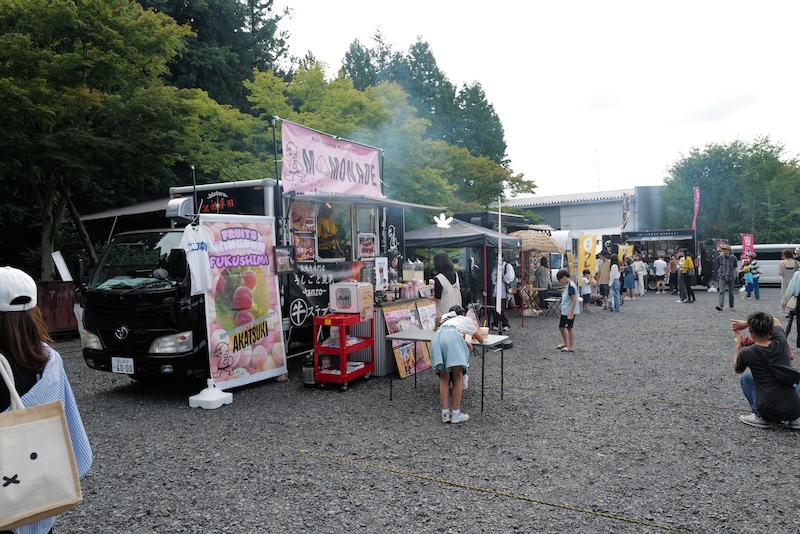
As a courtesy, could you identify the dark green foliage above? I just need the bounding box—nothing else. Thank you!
[454,82,508,167]
[139,0,289,109]
[663,137,800,243]
[341,33,509,167]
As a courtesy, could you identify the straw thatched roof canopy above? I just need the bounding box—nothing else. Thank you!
[508,230,564,253]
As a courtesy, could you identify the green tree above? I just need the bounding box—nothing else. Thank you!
[0,0,192,279]
[245,68,298,122]
[140,0,289,109]
[245,64,533,227]
[342,30,404,91]
[242,0,290,74]
[341,33,515,170]
[663,137,800,243]
[180,88,275,183]
[343,39,377,91]
[398,40,458,144]
[454,82,508,167]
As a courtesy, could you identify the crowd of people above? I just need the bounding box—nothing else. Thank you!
[478,247,800,432]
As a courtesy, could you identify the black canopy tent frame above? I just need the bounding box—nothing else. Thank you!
[405,219,522,320]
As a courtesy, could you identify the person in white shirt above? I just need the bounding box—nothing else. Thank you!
[610,254,622,312]
[490,257,516,332]
[632,255,648,296]
[653,256,668,294]
[580,269,592,312]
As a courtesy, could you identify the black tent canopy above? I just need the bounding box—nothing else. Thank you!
[404,219,521,315]
[404,219,522,249]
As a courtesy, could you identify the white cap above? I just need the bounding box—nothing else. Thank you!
[0,266,38,312]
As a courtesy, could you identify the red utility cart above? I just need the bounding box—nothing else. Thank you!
[313,313,374,391]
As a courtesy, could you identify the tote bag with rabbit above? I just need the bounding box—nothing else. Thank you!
[0,353,82,530]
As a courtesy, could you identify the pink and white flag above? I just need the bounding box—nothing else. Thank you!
[281,121,382,197]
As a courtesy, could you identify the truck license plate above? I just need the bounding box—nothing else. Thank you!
[111,357,135,374]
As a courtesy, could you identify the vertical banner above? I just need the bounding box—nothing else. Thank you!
[201,214,287,390]
[579,235,596,287]
[384,207,404,259]
[691,187,700,230]
[280,121,382,197]
[496,198,503,314]
[741,234,754,260]
[621,193,631,230]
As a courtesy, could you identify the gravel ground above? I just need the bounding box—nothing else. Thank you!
[52,286,800,533]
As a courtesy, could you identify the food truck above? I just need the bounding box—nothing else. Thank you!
[81,120,443,388]
[621,229,714,287]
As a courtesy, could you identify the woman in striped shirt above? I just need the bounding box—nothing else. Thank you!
[0,267,92,534]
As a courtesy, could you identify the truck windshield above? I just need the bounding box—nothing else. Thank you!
[90,231,184,290]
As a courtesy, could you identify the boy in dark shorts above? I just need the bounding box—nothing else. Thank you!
[555,269,580,353]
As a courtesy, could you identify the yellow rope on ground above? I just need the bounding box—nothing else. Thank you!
[299,450,700,534]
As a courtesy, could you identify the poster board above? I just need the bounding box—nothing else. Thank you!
[358,233,376,258]
[290,201,315,233]
[383,301,432,378]
[290,201,317,262]
[200,214,287,390]
[294,234,316,262]
[274,246,296,274]
[415,301,437,331]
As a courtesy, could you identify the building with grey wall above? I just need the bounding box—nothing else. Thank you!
[504,186,665,232]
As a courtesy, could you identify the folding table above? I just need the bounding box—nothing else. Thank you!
[385,329,508,412]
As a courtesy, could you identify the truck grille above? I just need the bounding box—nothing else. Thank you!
[85,292,178,355]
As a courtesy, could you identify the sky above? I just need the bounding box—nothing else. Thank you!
[277,1,800,198]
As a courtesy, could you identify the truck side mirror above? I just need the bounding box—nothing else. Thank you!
[168,248,187,280]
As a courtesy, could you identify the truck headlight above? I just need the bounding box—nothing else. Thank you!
[149,331,193,354]
[82,330,103,350]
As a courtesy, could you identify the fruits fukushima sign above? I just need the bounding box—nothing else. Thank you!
[200,214,287,390]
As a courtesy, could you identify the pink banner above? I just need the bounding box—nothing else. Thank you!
[741,234,754,259]
[691,187,700,230]
[281,121,382,197]
[200,214,287,390]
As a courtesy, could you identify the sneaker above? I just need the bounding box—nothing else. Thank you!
[502,325,510,332]
[462,374,469,390]
[739,413,772,428]
[677,299,686,303]
[787,418,800,430]
[450,411,470,424]
[441,411,451,424]
[715,305,722,311]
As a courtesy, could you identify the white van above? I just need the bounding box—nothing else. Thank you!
[730,243,800,285]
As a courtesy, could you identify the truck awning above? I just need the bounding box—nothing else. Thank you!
[80,199,168,222]
[287,194,445,212]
